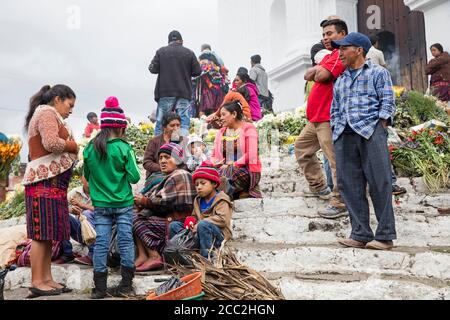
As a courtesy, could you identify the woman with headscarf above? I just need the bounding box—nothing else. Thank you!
[133,143,196,272]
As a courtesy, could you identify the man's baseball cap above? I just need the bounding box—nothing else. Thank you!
[331,32,372,53]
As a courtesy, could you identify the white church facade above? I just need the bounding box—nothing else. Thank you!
[217,0,449,112]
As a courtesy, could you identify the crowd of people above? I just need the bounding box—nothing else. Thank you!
[18,20,449,300]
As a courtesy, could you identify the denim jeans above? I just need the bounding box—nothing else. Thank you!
[155,97,191,136]
[391,165,397,185]
[61,210,95,258]
[169,220,224,258]
[323,156,334,191]
[93,207,135,273]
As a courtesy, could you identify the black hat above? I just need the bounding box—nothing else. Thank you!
[251,54,261,64]
[168,30,182,43]
[237,67,248,76]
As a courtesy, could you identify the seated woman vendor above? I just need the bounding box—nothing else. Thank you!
[211,101,262,200]
[133,143,196,272]
[142,112,186,192]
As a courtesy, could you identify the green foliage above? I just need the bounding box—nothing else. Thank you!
[392,129,450,193]
[0,189,26,220]
[124,124,154,163]
[395,91,449,129]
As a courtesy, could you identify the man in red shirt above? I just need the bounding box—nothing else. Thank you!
[295,19,348,219]
[84,112,100,138]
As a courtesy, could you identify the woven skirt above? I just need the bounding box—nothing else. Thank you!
[133,215,169,254]
[25,169,72,241]
[219,165,262,199]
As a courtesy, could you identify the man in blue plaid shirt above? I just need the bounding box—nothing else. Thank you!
[330,33,397,251]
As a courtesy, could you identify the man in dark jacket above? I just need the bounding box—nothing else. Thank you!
[149,30,202,136]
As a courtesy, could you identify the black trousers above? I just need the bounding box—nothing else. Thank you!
[334,122,397,242]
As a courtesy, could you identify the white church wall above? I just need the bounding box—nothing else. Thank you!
[217,0,359,112]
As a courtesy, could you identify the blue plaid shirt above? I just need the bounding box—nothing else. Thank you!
[330,60,395,141]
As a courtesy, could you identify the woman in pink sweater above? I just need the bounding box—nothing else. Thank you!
[23,85,78,299]
[211,101,262,199]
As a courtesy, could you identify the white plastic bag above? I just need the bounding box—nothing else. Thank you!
[79,214,96,246]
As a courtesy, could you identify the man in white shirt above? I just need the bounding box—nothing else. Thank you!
[367,35,387,68]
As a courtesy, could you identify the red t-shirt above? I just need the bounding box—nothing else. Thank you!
[84,123,100,138]
[306,49,346,123]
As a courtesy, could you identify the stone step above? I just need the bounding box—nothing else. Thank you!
[3,265,172,296]
[232,245,450,282]
[272,275,449,300]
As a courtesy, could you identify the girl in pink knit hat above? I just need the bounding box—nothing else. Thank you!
[83,96,140,299]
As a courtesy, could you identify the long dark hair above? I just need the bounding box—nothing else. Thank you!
[431,43,444,54]
[93,127,124,160]
[25,84,76,131]
[236,67,255,85]
[223,101,244,121]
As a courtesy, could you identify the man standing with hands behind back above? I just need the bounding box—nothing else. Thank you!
[331,33,397,251]
[149,30,202,137]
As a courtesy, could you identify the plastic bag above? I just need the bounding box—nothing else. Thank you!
[154,276,185,296]
[107,225,121,268]
[163,229,199,266]
[80,214,96,246]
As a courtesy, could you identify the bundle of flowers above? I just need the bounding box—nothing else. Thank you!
[394,91,449,132]
[256,107,307,145]
[124,124,154,164]
[390,128,450,193]
[0,136,22,182]
[0,185,25,220]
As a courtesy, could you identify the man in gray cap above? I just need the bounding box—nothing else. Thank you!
[330,32,397,251]
[149,30,202,137]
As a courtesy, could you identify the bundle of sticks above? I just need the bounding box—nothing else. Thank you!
[168,244,285,300]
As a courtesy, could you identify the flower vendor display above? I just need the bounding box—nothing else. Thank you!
[0,135,22,203]
[124,123,154,163]
[394,91,449,132]
[391,128,450,193]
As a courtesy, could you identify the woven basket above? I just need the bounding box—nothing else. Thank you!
[146,272,203,300]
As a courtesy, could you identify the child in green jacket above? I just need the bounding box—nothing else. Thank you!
[83,96,140,299]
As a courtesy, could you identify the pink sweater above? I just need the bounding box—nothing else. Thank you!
[211,122,262,173]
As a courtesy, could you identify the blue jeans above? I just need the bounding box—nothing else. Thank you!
[323,156,334,191]
[391,165,397,185]
[61,210,95,258]
[93,207,135,273]
[155,97,191,136]
[169,220,224,258]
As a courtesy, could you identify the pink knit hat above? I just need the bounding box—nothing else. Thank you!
[100,96,127,129]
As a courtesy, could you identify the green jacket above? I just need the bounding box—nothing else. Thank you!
[83,138,141,208]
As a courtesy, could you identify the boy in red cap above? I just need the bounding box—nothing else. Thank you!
[169,161,233,259]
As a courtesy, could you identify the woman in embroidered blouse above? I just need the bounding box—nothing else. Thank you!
[23,85,78,298]
[211,101,262,199]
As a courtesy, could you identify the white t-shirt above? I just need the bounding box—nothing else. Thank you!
[367,47,386,66]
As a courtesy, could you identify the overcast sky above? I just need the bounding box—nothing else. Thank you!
[0,0,218,158]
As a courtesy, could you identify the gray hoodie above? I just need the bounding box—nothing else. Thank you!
[249,64,269,97]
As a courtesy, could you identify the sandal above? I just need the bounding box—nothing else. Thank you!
[27,287,62,299]
[58,283,73,293]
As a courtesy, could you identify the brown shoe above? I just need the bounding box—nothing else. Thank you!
[338,238,367,249]
[366,240,394,251]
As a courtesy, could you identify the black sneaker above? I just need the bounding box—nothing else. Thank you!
[392,184,407,196]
